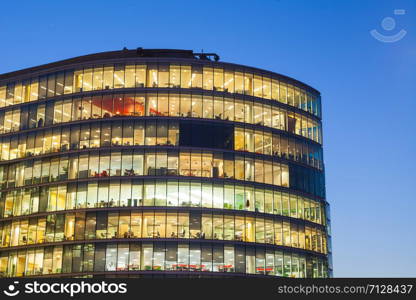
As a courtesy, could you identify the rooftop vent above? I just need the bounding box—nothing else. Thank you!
[135,47,220,61]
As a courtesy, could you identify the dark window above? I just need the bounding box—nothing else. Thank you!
[287,115,296,134]
[288,164,325,198]
[19,106,28,130]
[62,245,73,273]
[45,101,55,126]
[189,212,201,238]
[38,76,47,99]
[179,121,233,149]
[235,245,245,273]
[96,211,107,238]
[0,111,4,133]
[70,125,80,150]
[93,243,106,272]
[6,84,14,103]
[28,104,37,129]
[72,245,83,273]
[39,186,48,212]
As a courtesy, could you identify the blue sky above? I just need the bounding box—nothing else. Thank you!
[0,0,415,277]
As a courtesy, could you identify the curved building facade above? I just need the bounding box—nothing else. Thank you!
[0,49,332,278]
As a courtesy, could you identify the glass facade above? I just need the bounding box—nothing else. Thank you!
[0,63,321,118]
[0,242,328,277]
[0,179,325,223]
[0,210,327,252]
[0,92,322,143]
[0,49,331,278]
[0,119,323,169]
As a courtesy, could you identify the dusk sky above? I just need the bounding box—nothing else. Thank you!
[0,0,414,277]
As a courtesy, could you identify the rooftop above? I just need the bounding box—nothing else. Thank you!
[0,48,319,94]
[0,48,219,81]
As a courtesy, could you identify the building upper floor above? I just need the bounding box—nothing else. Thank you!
[0,49,322,119]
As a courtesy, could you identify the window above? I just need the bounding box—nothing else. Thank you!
[158,95,169,116]
[153,243,165,270]
[83,69,93,92]
[159,65,169,88]
[168,122,178,146]
[120,181,131,206]
[105,244,117,271]
[114,65,125,89]
[111,122,122,146]
[191,66,202,88]
[103,66,114,89]
[213,215,223,240]
[224,185,234,209]
[224,215,234,240]
[155,181,167,206]
[133,150,144,175]
[263,77,271,99]
[203,67,213,90]
[244,73,253,95]
[135,65,146,87]
[224,71,234,93]
[213,97,223,119]
[113,95,123,116]
[224,98,234,121]
[73,71,82,93]
[180,66,191,88]
[147,65,158,87]
[178,212,189,238]
[245,217,255,242]
[234,127,245,151]
[191,95,202,117]
[190,244,201,271]
[134,95,145,116]
[202,214,212,239]
[131,212,142,237]
[213,245,224,272]
[93,67,103,90]
[0,86,6,107]
[265,219,274,244]
[213,68,223,91]
[255,249,265,274]
[180,94,191,117]
[202,95,213,119]
[169,94,180,117]
[283,222,291,246]
[124,121,138,147]
[125,65,135,88]
[147,94,158,116]
[63,71,73,94]
[169,65,180,88]
[253,75,262,98]
[280,83,287,104]
[287,85,294,107]
[118,212,130,238]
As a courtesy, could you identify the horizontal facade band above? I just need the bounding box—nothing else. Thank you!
[0,206,327,228]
